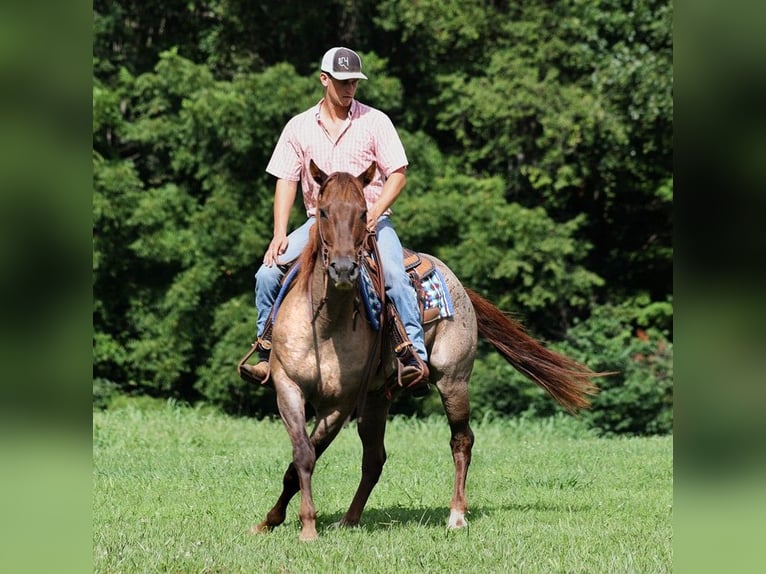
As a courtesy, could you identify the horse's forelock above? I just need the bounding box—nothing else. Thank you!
[318,172,365,209]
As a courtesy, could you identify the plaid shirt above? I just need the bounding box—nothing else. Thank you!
[265,99,408,216]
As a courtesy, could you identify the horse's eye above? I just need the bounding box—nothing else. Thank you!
[360,210,367,223]
[319,207,328,219]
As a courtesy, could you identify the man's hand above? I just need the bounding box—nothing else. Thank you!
[366,211,379,234]
[263,235,288,267]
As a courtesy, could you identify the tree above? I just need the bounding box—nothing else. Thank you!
[374,1,671,326]
[94,52,318,399]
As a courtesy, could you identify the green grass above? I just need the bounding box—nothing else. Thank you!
[93,401,672,573]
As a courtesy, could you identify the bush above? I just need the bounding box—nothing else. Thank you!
[465,349,554,419]
[93,378,121,410]
[195,295,279,418]
[554,298,673,435]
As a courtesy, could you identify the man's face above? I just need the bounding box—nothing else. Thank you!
[322,73,359,107]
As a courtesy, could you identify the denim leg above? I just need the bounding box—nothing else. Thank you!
[375,217,428,361]
[254,217,315,337]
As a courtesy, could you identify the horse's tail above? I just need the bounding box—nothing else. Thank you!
[466,288,601,414]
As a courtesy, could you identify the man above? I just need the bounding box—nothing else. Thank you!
[238,47,429,391]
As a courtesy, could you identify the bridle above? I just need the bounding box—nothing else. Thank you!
[310,177,372,322]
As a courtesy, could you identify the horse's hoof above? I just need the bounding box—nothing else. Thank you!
[299,529,319,542]
[330,518,359,529]
[447,509,468,529]
[249,523,271,535]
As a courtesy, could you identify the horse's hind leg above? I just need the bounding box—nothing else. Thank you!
[437,376,475,529]
[340,389,391,527]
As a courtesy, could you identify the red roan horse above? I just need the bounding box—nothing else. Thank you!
[251,160,600,541]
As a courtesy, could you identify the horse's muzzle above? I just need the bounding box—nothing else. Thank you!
[328,257,359,290]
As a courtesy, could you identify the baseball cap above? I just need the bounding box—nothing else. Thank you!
[320,47,368,80]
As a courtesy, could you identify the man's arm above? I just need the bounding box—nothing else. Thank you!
[366,167,406,231]
[263,178,298,266]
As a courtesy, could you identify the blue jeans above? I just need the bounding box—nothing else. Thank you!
[254,216,427,361]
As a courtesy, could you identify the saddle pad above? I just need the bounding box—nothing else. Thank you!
[360,266,383,330]
[269,262,301,325]
[420,267,455,320]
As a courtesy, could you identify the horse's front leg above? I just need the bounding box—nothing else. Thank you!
[252,384,319,541]
[250,460,300,535]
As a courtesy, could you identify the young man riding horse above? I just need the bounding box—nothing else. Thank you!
[238,47,429,392]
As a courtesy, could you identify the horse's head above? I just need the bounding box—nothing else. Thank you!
[309,160,376,290]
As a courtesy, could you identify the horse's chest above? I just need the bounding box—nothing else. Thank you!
[276,324,372,376]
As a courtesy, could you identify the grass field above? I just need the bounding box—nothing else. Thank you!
[93,401,672,573]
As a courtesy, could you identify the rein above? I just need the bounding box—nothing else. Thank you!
[356,230,386,418]
[309,219,331,322]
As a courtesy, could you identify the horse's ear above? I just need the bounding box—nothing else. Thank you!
[357,162,377,187]
[310,160,328,186]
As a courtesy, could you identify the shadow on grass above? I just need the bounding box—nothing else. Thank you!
[319,500,593,531]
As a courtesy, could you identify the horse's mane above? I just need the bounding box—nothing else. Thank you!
[293,172,366,293]
[294,224,320,293]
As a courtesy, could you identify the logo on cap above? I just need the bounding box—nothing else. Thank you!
[337,56,350,70]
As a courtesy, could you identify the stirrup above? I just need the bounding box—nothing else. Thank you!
[393,343,430,390]
[237,339,271,385]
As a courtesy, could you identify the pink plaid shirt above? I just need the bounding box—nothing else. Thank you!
[265,99,408,216]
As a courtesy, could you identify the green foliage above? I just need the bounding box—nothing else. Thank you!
[467,350,554,419]
[350,52,405,116]
[377,0,672,315]
[396,172,603,332]
[195,295,278,418]
[93,51,320,398]
[555,298,674,435]
[92,378,121,410]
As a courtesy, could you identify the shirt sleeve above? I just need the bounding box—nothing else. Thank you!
[265,118,303,181]
[373,112,408,177]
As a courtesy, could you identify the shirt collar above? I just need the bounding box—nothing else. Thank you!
[314,98,357,120]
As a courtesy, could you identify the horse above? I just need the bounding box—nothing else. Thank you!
[251,160,599,541]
